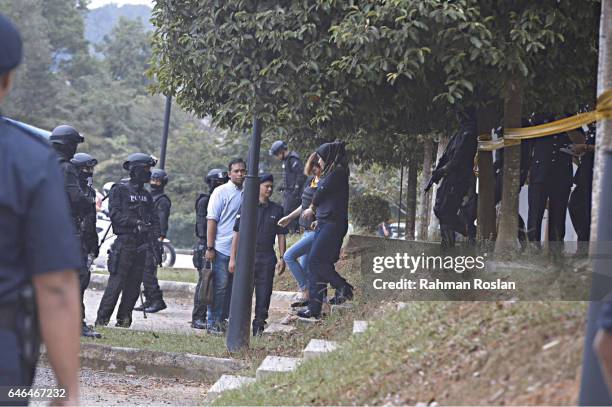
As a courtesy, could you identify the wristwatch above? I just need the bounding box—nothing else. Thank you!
[206,246,214,251]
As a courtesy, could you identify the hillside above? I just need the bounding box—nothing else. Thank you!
[85,4,153,44]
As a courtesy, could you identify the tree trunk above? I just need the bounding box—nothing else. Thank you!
[476,106,498,243]
[590,0,612,243]
[405,158,418,240]
[417,138,434,240]
[428,136,449,241]
[495,77,523,254]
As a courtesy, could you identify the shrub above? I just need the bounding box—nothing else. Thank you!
[350,194,390,232]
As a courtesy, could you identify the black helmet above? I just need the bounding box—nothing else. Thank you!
[70,152,97,168]
[151,168,169,185]
[205,168,228,186]
[122,153,157,170]
[49,125,84,145]
[269,140,287,156]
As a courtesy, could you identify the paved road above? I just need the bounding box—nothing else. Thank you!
[173,253,194,269]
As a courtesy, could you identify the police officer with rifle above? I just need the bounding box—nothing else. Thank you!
[191,169,228,330]
[70,153,102,338]
[0,13,80,403]
[95,153,161,328]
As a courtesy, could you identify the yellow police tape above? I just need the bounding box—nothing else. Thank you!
[478,89,612,151]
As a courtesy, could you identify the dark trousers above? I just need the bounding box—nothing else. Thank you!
[96,236,147,325]
[79,246,91,324]
[142,250,164,303]
[528,182,571,243]
[192,266,208,322]
[569,183,592,242]
[434,179,473,248]
[253,252,277,329]
[283,192,301,233]
[308,220,348,315]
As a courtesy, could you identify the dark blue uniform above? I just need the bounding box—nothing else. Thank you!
[0,116,81,386]
[234,200,287,333]
[524,131,574,245]
[192,192,211,323]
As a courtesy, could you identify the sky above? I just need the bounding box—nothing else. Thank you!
[88,0,153,8]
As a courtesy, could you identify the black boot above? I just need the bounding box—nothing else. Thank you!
[115,318,132,328]
[134,301,151,312]
[82,323,102,338]
[144,300,167,313]
[297,309,321,320]
[329,283,354,305]
[94,318,109,327]
[252,321,265,336]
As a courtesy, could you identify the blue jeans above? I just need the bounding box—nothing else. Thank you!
[308,220,349,315]
[283,230,315,291]
[207,252,233,328]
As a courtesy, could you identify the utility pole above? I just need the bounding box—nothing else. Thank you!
[226,117,262,352]
[159,95,172,169]
[579,0,612,404]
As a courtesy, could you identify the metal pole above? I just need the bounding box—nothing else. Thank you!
[579,149,612,406]
[159,95,172,169]
[226,117,262,352]
[398,164,404,238]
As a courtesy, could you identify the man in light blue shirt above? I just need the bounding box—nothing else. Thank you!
[205,158,246,333]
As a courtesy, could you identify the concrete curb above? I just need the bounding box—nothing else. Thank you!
[40,343,246,383]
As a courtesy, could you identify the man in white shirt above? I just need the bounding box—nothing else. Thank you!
[205,158,246,333]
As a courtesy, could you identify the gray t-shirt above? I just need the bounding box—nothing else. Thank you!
[206,180,243,256]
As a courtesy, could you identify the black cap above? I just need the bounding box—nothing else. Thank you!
[0,14,22,75]
[260,173,274,184]
[269,140,287,156]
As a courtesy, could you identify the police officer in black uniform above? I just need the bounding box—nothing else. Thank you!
[191,169,228,329]
[569,123,596,250]
[524,114,574,249]
[428,108,478,249]
[135,169,171,313]
[95,153,161,328]
[70,152,102,338]
[0,13,81,402]
[270,140,306,233]
[230,174,287,336]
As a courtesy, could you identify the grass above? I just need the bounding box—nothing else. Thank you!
[214,301,587,406]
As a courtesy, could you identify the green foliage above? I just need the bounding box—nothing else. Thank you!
[349,194,391,232]
[150,0,598,170]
